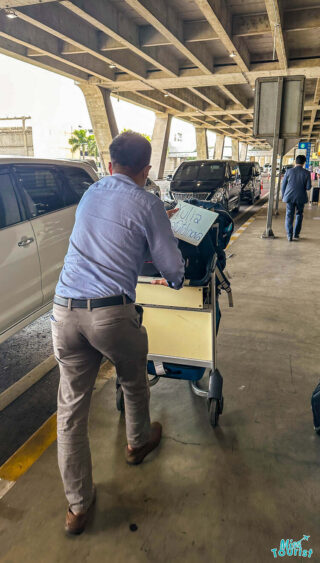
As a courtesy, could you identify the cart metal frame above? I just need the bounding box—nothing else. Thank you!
[116,263,224,428]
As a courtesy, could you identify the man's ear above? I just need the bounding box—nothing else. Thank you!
[108,162,113,175]
[144,164,151,179]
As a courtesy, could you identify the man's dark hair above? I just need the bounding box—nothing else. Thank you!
[109,130,151,174]
[296,154,306,165]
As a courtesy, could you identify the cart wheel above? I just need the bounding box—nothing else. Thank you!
[116,386,125,412]
[218,396,224,414]
[208,399,220,428]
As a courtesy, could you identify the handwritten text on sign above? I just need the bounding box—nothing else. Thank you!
[170,201,218,246]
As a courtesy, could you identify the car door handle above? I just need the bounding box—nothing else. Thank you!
[18,237,34,247]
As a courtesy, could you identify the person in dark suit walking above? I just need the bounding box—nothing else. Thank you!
[281,154,311,241]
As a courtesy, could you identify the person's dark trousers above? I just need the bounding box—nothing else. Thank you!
[285,202,305,238]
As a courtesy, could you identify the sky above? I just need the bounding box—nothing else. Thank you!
[0,54,203,158]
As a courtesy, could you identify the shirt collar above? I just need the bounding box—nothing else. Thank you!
[112,173,142,189]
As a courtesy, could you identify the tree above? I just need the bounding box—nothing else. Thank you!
[121,128,151,143]
[68,129,90,160]
[87,135,98,159]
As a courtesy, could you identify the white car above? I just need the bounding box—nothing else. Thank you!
[0,157,99,343]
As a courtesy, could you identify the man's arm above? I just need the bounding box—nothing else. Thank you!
[281,171,289,198]
[306,170,312,191]
[144,199,185,289]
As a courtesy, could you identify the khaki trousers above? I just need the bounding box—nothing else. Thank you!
[51,302,150,513]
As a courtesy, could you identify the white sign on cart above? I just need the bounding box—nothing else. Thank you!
[170,201,218,246]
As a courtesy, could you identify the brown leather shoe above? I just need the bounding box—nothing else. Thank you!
[126,422,162,465]
[65,486,96,535]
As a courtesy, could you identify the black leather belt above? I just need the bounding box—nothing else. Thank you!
[54,294,133,309]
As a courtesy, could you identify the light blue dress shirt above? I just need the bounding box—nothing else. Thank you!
[56,174,185,300]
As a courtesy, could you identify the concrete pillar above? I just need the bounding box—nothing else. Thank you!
[77,84,118,174]
[150,113,172,180]
[232,139,239,161]
[214,134,225,159]
[260,156,265,167]
[196,127,208,159]
[239,143,248,161]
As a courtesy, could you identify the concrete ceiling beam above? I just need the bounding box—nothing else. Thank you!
[60,0,179,77]
[15,3,148,80]
[0,13,115,81]
[165,88,207,113]
[264,0,287,70]
[190,86,226,110]
[60,42,87,55]
[135,90,187,113]
[124,0,214,74]
[140,8,320,48]
[0,0,55,5]
[193,0,250,73]
[218,85,249,109]
[104,59,320,92]
[0,35,88,81]
[232,13,270,37]
[114,91,168,114]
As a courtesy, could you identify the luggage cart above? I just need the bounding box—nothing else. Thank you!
[115,258,224,428]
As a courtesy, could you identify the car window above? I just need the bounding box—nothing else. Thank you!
[239,163,253,178]
[61,166,94,203]
[0,172,21,229]
[198,162,225,180]
[15,166,64,217]
[174,164,200,181]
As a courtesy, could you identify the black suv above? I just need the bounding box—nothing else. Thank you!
[169,160,242,212]
[238,161,261,204]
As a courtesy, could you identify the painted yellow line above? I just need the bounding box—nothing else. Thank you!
[0,413,57,481]
[0,361,114,483]
[227,216,257,248]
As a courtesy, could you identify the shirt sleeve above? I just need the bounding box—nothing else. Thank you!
[144,199,185,289]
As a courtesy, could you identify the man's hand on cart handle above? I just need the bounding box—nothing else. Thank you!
[166,207,179,219]
[151,278,169,287]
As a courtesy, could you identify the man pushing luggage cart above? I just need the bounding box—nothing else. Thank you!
[116,199,234,428]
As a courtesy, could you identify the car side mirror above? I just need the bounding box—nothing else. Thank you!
[166,174,173,181]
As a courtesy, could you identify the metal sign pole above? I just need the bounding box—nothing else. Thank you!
[275,140,284,215]
[262,77,284,238]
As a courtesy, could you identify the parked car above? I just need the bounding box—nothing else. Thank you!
[238,161,261,204]
[145,177,161,198]
[169,160,242,212]
[0,157,100,343]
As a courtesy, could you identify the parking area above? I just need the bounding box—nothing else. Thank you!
[1,199,320,562]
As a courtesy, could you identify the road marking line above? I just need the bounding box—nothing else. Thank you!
[0,360,114,485]
[0,355,57,412]
[228,219,256,248]
[0,413,57,481]
[0,478,15,500]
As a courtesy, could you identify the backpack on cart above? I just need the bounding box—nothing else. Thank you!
[184,200,234,308]
[140,199,234,330]
[311,383,320,434]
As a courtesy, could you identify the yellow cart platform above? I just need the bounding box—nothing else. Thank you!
[116,263,225,428]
